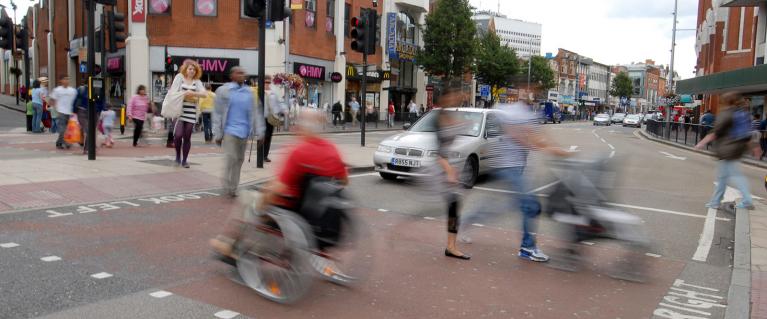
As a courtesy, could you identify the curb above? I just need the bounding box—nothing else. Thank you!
[637,129,767,170]
[0,103,25,114]
[725,206,752,319]
[274,127,402,136]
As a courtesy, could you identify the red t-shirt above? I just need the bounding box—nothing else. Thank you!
[388,104,395,114]
[276,137,348,208]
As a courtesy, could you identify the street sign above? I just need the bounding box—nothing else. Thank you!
[79,62,87,73]
[480,85,490,98]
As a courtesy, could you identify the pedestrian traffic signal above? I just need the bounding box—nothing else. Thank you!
[350,16,366,54]
[350,10,377,55]
[267,0,291,22]
[165,55,174,74]
[15,26,27,52]
[108,10,126,53]
[243,0,266,18]
[0,16,13,50]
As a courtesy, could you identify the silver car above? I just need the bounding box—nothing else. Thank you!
[373,108,503,188]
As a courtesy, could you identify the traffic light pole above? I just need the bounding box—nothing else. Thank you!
[87,0,96,160]
[101,9,107,104]
[361,54,367,147]
[256,14,266,169]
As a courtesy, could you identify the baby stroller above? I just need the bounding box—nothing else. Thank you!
[544,157,651,282]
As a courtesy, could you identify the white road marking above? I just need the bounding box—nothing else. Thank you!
[472,223,485,227]
[149,291,173,298]
[607,144,615,150]
[568,145,579,152]
[214,310,240,319]
[0,242,19,248]
[606,203,729,221]
[581,241,595,246]
[659,151,687,161]
[692,208,718,262]
[528,181,560,193]
[645,253,662,258]
[40,256,61,262]
[600,138,607,143]
[349,172,378,178]
[423,217,436,220]
[609,150,616,158]
[91,272,113,279]
[377,208,389,212]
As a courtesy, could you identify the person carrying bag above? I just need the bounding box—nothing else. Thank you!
[64,116,82,145]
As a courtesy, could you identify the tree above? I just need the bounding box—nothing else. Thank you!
[522,55,556,99]
[610,72,633,102]
[475,31,519,106]
[416,0,476,84]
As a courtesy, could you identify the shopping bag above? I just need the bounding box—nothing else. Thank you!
[161,91,185,119]
[64,117,82,144]
[97,120,104,135]
[152,116,164,131]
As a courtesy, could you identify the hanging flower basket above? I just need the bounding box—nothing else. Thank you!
[9,67,22,77]
[272,73,306,96]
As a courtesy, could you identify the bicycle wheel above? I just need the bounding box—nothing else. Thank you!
[237,206,316,304]
[311,208,374,287]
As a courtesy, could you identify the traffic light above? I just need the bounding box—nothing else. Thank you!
[15,26,27,52]
[243,0,266,18]
[0,16,13,50]
[267,0,291,22]
[165,55,174,74]
[350,10,377,55]
[108,10,126,53]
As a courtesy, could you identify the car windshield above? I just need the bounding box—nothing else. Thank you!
[626,115,641,120]
[409,110,484,137]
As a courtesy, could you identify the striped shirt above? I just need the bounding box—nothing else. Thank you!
[486,103,540,169]
[180,83,200,124]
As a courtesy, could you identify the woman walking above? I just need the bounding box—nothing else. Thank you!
[127,85,153,147]
[168,60,206,168]
[30,79,47,133]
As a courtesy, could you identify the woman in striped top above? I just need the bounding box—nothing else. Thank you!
[169,60,207,168]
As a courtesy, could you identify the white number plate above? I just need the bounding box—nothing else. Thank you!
[391,158,421,168]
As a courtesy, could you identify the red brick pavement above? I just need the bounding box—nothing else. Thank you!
[754,271,767,319]
[0,170,220,212]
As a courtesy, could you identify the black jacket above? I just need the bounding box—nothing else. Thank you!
[332,102,342,114]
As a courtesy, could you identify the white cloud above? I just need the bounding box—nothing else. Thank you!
[469,0,699,79]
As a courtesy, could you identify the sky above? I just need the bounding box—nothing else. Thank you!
[469,0,699,79]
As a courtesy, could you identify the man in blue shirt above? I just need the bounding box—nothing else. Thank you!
[213,67,265,198]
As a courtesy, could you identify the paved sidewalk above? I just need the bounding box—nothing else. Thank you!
[752,204,767,319]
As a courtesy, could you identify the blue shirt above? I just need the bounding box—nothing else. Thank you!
[224,84,254,139]
[701,113,715,126]
[31,88,47,104]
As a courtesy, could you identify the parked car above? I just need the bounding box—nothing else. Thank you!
[593,113,611,126]
[611,113,626,123]
[623,114,642,128]
[373,108,503,188]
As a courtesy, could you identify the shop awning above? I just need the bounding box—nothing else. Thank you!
[722,0,766,7]
[676,64,767,95]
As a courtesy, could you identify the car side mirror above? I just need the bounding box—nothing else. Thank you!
[403,123,412,130]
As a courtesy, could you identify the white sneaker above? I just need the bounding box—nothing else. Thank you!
[518,247,550,262]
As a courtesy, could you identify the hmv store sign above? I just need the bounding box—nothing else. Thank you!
[294,63,326,81]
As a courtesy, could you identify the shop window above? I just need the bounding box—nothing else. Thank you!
[304,0,316,12]
[326,0,334,33]
[149,0,171,15]
[240,0,255,19]
[194,0,217,17]
[327,0,334,17]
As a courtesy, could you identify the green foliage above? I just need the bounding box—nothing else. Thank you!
[523,55,556,92]
[416,0,476,82]
[610,72,633,99]
[475,31,519,95]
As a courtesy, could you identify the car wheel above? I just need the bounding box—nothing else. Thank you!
[379,172,398,181]
[461,156,479,189]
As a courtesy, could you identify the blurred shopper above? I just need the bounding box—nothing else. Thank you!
[263,76,286,163]
[25,99,33,132]
[169,60,207,168]
[200,84,216,143]
[388,100,395,127]
[332,100,343,127]
[752,114,762,130]
[127,85,153,147]
[700,109,715,138]
[100,105,116,148]
[349,97,360,126]
[30,79,47,133]
[696,92,755,210]
[213,67,265,198]
[49,77,77,149]
[408,100,419,124]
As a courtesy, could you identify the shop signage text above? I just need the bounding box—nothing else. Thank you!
[290,0,303,9]
[396,41,417,62]
[330,72,343,83]
[294,63,325,80]
[387,13,397,59]
[345,64,386,83]
[171,56,238,75]
[132,0,146,22]
[107,56,124,73]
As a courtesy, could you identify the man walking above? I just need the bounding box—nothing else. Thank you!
[213,67,265,198]
[696,92,755,209]
[332,100,343,127]
[408,99,419,123]
[262,76,286,163]
[49,77,77,149]
[349,97,360,126]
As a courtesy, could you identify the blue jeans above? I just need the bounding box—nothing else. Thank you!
[463,167,541,249]
[202,112,212,141]
[32,103,43,132]
[708,160,753,207]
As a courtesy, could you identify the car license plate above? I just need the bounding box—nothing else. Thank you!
[391,158,420,167]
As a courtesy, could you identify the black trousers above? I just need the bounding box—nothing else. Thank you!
[264,121,275,159]
[332,112,342,126]
[132,119,144,146]
[26,115,32,131]
[166,119,174,145]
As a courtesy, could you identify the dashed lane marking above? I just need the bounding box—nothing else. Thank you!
[609,150,616,158]
[149,291,173,298]
[40,256,61,262]
[528,181,560,193]
[90,272,113,279]
[423,217,436,220]
[600,138,607,143]
[349,172,378,178]
[0,242,19,248]
[581,241,595,246]
[607,144,615,150]
[471,223,485,227]
[645,253,662,258]
[214,310,240,319]
[377,208,389,212]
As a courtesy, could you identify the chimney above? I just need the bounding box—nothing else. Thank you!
[645,59,655,65]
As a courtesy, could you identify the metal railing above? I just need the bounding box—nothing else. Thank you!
[644,119,767,161]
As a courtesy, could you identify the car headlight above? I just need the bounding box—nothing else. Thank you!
[377,145,393,153]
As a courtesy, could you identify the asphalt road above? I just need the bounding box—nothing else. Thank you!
[0,103,25,132]
[0,122,756,318]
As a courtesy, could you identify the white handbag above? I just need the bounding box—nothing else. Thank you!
[161,91,184,119]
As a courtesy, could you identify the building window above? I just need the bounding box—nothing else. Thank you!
[344,3,351,37]
[327,0,334,17]
[194,0,217,17]
[305,0,317,12]
[149,0,171,15]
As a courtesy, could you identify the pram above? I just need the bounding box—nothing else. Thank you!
[544,157,651,282]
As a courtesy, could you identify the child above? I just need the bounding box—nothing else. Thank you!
[100,105,116,148]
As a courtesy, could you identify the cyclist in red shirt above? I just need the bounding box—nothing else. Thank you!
[211,108,348,260]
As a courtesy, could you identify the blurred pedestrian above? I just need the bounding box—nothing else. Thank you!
[169,60,207,168]
[695,92,755,209]
[213,67,265,198]
[349,96,360,126]
[30,79,47,133]
[25,99,33,132]
[408,100,418,124]
[700,109,715,139]
[100,105,116,148]
[752,113,762,130]
[127,85,153,147]
[49,76,77,149]
[263,76,286,163]
[387,100,395,127]
[200,83,216,143]
[332,100,343,126]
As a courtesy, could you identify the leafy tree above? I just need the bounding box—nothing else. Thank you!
[521,55,556,98]
[416,0,476,83]
[475,31,519,106]
[610,72,633,100]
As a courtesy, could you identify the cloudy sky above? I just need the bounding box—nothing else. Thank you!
[469,0,699,79]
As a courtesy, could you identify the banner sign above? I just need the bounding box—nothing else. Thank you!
[294,63,326,80]
[387,13,397,60]
[171,56,238,75]
[290,0,303,10]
